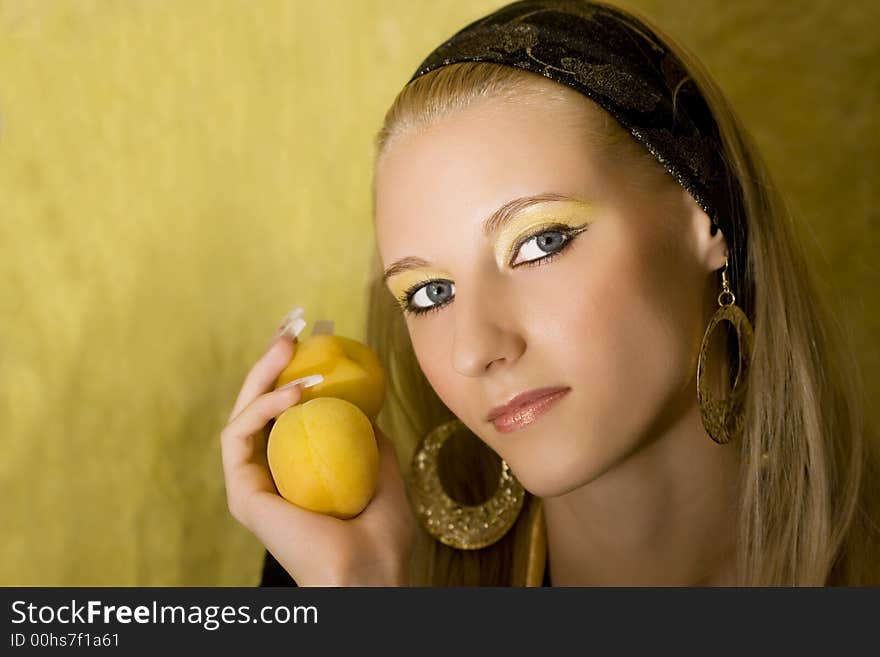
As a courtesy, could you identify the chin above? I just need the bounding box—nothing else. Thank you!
[510,459,606,499]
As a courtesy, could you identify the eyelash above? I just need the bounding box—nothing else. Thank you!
[398,223,588,317]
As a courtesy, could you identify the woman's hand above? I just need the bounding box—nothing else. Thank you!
[220,329,416,586]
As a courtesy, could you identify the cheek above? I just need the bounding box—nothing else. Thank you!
[408,322,458,405]
[564,223,701,452]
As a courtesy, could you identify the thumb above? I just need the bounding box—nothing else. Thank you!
[364,423,410,510]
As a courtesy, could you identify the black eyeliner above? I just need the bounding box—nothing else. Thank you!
[401,223,588,316]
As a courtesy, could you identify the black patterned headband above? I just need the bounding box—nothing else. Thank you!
[407,0,749,309]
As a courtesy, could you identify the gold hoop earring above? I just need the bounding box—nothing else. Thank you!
[697,257,754,445]
[408,418,525,550]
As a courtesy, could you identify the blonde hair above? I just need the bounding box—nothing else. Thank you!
[364,7,880,586]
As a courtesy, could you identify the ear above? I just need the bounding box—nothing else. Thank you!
[683,187,728,273]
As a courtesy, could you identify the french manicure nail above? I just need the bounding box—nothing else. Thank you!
[282,318,307,339]
[277,306,307,339]
[278,374,324,390]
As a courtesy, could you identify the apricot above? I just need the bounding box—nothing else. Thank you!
[267,397,380,519]
[274,334,385,421]
[267,332,386,518]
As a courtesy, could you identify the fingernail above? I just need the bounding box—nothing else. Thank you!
[278,374,324,390]
[283,318,307,339]
[277,306,307,340]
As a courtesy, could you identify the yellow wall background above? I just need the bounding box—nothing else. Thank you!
[1,1,877,585]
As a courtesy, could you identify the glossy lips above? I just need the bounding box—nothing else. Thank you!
[487,387,570,434]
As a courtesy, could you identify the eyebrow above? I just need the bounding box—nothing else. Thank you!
[382,192,581,283]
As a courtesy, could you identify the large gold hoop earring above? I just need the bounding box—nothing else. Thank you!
[408,418,526,550]
[697,257,754,445]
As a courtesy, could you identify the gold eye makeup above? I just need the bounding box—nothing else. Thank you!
[386,268,455,316]
[492,199,595,268]
[384,197,596,317]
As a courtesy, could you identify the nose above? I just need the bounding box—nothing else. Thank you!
[450,281,525,377]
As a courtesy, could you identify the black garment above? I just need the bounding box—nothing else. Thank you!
[259,550,297,587]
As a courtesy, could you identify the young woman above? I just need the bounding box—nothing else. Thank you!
[222,0,880,586]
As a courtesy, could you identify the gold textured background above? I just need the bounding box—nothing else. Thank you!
[1,1,877,585]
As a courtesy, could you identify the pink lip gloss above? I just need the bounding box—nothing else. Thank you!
[491,389,570,433]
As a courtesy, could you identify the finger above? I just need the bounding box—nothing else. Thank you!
[360,424,410,518]
[228,335,297,424]
[222,385,304,475]
[223,428,279,522]
[372,424,398,464]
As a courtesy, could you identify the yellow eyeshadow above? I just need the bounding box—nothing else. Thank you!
[493,199,595,267]
[385,199,596,308]
[386,268,452,307]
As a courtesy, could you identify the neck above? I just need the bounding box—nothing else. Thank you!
[541,400,740,586]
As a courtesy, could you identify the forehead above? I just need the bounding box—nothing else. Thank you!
[374,95,609,257]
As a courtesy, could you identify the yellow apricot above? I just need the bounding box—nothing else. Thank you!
[274,334,385,420]
[267,397,379,519]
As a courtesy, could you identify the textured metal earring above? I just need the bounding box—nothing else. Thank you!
[408,418,525,550]
[697,257,754,444]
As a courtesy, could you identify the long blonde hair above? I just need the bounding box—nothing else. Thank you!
[364,6,880,586]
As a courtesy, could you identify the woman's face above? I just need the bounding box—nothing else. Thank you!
[374,87,726,498]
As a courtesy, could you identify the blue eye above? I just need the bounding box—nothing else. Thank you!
[511,229,570,266]
[405,280,455,316]
[399,223,588,317]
